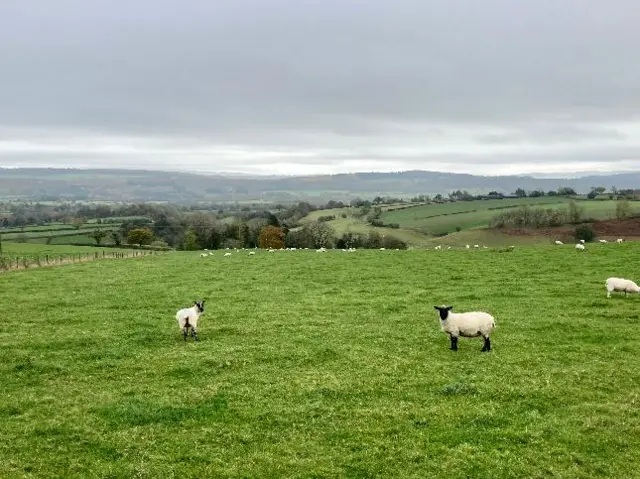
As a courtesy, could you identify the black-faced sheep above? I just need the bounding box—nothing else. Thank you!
[434,305,496,352]
[175,300,205,342]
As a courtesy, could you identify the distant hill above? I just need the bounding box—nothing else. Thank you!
[0,168,638,203]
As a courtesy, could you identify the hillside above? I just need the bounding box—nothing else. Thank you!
[299,197,640,248]
[1,168,639,203]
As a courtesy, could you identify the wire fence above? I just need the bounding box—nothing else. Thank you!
[0,249,166,272]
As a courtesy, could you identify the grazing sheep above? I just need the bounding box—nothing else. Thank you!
[433,305,496,352]
[224,252,232,257]
[555,240,563,245]
[599,239,608,243]
[576,243,585,251]
[248,251,256,255]
[617,238,624,243]
[605,277,640,298]
[200,253,208,257]
[175,300,205,342]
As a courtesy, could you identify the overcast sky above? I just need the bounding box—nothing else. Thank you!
[0,0,639,177]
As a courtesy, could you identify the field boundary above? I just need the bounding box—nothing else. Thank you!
[0,249,166,273]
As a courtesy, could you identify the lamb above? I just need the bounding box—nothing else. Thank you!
[605,277,640,298]
[555,240,563,245]
[433,305,496,352]
[175,300,205,342]
[576,243,585,251]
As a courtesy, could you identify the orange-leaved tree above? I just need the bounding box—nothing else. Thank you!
[259,225,285,249]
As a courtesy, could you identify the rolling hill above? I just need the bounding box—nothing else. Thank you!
[0,167,638,203]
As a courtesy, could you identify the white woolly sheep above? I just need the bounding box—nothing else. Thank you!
[617,238,624,243]
[433,305,496,352]
[605,277,640,298]
[200,253,208,257]
[175,300,205,342]
[554,240,563,245]
[576,243,585,251]
[599,239,608,243]
[248,251,256,255]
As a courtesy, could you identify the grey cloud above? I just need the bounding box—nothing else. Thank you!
[0,0,639,175]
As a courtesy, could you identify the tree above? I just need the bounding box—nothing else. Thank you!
[183,228,199,250]
[259,225,285,249]
[514,188,527,198]
[238,222,251,248]
[529,190,544,197]
[266,212,280,227]
[574,224,595,242]
[127,227,154,246]
[616,199,631,220]
[557,187,577,196]
[71,217,84,230]
[567,201,584,224]
[110,231,122,246]
[88,229,107,245]
[587,190,598,199]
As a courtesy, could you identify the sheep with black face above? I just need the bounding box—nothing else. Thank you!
[175,300,205,342]
[434,305,496,352]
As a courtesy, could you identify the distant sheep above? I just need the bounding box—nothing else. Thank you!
[617,238,624,243]
[599,239,608,243]
[555,240,563,245]
[248,251,256,255]
[605,277,640,298]
[433,305,496,352]
[224,252,232,257]
[200,253,208,257]
[175,300,205,342]
[575,243,585,251]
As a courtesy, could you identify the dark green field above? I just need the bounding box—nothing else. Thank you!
[1,245,640,477]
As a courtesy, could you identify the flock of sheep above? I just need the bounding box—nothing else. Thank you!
[179,237,637,351]
[554,237,624,251]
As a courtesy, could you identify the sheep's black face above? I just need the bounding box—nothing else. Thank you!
[434,305,453,320]
[195,301,205,313]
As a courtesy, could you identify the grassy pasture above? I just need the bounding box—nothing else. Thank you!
[2,245,640,476]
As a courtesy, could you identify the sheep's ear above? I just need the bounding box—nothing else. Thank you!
[446,306,453,311]
[433,306,441,311]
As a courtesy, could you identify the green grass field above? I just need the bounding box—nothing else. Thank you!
[1,245,640,476]
[380,198,639,235]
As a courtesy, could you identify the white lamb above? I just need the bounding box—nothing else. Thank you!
[576,243,585,251]
[605,277,640,298]
[554,240,563,245]
[433,305,496,352]
[175,300,205,342]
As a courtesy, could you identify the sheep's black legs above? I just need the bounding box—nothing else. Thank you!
[191,328,199,342]
[183,326,189,341]
[481,336,491,352]
[450,335,458,351]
